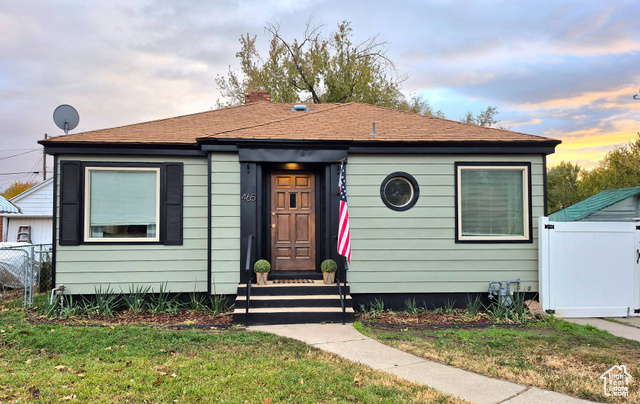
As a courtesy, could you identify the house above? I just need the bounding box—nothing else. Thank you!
[39,91,560,315]
[0,195,21,242]
[549,186,640,222]
[2,178,53,245]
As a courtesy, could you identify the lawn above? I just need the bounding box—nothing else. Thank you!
[0,307,463,403]
[357,319,640,403]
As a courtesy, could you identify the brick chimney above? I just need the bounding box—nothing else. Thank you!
[245,89,271,104]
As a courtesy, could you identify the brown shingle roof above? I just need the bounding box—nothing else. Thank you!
[41,102,557,145]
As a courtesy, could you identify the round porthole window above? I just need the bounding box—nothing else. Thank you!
[380,172,419,211]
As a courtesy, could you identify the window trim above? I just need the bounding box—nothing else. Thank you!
[380,172,420,211]
[455,162,532,243]
[83,166,161,243]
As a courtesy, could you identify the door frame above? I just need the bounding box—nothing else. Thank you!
[264,164,324,272]
[237,148,347,284]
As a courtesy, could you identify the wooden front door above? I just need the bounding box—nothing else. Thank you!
[271,172,316,271]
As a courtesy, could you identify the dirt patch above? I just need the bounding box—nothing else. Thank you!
[0,288,23,303]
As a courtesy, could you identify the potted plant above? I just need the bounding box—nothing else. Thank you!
[254,259,271,285]
[321,259,337,284]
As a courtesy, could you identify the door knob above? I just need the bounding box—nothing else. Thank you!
[272,224,276,229]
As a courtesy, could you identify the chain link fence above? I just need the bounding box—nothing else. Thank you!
[0,243,53,307]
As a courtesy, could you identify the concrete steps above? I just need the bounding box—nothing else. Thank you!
[233,279,355,325]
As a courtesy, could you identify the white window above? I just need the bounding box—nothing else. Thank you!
[84,167,160,242]
[456,164,530,242]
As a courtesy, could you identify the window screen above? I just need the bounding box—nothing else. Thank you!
[456,164,530,242]
[86,168,159,240]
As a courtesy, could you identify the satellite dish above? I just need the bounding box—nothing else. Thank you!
[53,104,79,134]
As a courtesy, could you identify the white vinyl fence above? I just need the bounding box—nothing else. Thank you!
[539,217,640,317]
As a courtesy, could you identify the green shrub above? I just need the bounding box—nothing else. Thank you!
[149,282,182,314]
[85,285,120,317]
[320,259,337,272]
[123,284,150,314]
[253,259,271,273]
[38,253,52,292]
[404,297,420,315]
[466,293,482,315]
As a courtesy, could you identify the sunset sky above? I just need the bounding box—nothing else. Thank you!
[1,0,639,191]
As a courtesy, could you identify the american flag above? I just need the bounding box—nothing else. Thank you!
[338,162,351,262]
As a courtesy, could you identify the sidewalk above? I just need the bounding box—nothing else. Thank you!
[249,323,593,404]
[563,317,640,343]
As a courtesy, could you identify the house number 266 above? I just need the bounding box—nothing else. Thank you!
[242,193,256,202]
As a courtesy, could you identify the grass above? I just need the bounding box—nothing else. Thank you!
[0,307,463,403]
[356,318,640,402]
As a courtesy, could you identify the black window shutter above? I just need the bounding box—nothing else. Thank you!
[163,163,183,245]
[59,161,82,245]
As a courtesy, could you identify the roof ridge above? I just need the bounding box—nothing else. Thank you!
[200,102,558,141]
[43,103,261,141]
[358,102,552,139]
[9,177,53,202]
[200,102,349,138]
[40,101,561,147]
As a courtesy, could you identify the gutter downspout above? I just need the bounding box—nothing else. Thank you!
[52,155,58,287]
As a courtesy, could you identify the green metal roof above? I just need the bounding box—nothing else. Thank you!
[549,186,640,222]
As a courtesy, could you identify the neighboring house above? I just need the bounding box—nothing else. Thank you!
[2,178,53,245]
[0,195,21,242]
[39,90,560,310]
[549,186,640,222]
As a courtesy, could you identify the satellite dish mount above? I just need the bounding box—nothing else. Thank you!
[53,104,80,134]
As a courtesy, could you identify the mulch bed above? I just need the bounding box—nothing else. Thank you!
[28,309,233,327]
[355,311,495,325]
[21,306,541,329]
[29,310,500,329]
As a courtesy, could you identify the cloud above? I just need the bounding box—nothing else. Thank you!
[503,118,543,128]
[546,118,640,169]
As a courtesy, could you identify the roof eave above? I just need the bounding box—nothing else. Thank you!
[40,141,205,157]
[199,137,561,155]
[38,136,561,156]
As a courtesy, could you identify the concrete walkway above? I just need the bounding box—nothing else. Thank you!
[563,317,640,343]
[249,323,593,404]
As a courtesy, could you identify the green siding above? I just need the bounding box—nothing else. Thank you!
[347,154,544,294]
[55,151,544,297]
[55,156,209,294]
[210,153,241,294]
